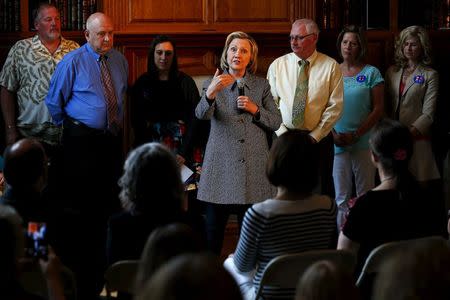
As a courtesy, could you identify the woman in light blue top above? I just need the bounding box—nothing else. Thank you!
[332,25,384,229]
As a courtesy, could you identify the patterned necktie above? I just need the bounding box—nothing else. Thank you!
[99,55,120,133]
[292,59,309,127]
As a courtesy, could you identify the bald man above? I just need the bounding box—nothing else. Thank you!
[1,138,49,224]
[45,12,128,299]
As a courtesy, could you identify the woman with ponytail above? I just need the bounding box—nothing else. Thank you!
[337,118,433,273]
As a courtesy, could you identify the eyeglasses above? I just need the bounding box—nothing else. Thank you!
[289,33,315,42]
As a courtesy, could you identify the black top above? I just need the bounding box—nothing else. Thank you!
[130,71,209,166]
[106,210,205,266]
[343,189,431,272]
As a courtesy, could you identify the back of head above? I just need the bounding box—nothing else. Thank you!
[295,260,358,300]
[0,205,24,293]
[135,223,205,292]
[3,138,47,189]
[266,130,318,193]
[373,237,450,300]
[369,119,415,195]
[118,142,184,214]
[136,253,243,300]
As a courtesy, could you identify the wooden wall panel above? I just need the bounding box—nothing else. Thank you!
[102,0,209,33]
[130,0,205,22]
[102,0,298,33]
[365,31,395,74]
[214,0,291,22]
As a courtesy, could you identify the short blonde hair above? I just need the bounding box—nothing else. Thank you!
[220,31,258,74]
[394,25,432,67]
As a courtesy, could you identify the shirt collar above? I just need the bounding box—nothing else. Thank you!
[294,50,318,66]
[31,34,63,54]
[226,70,254,92]
[85,43,110,62]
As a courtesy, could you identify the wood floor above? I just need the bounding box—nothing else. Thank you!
[220,220,239,261]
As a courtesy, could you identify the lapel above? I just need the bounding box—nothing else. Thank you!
[402,65,424,97]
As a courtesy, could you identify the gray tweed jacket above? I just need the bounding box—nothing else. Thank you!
[195,72,282,205]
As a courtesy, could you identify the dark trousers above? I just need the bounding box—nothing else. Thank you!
[205,202,252,255]
[53,119,123,300]
[316,132,335,198]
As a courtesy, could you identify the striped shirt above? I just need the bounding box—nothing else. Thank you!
[233,196,337,299]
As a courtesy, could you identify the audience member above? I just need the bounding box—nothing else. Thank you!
[0,204,66,300]
[0,3,79,148]
[106,143,205,266]
[45,12,128,299]
[224,130,337,300]
[295,260,359,300]
[267,18,343,197]
[1,138,49,224]
[131,34,208,168]
[135,253,243,300]
[372,237,450,300]
[134,223,205,293]
[195,31,281,254]
[385,26,439,184]
[337,119,436,273]
[332,25,384,229]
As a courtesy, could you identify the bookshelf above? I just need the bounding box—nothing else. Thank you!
[0,0,97,33]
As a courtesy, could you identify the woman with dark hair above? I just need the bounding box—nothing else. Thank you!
[131,35,206,167]
[332,25,384,229]
[224,130,336,300]
[195,31,281,255]
[106,143,204,266]
[134,223,205,293]
[337,119,432,272]
[295,260,359,300]
[136,253,243,300]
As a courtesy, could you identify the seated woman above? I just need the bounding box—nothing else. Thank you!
[372,237,450,300]
[106,143,204,266]
[295,260,359,300]
[224,130,337,300]
[136,253,243,300]
[134,223,205,293]
[0,204,66,300]
[337,119,436,273]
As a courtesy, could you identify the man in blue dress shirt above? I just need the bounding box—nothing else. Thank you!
[45,12,128,300]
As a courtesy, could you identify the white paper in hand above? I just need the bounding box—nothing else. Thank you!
[181,164,194,183]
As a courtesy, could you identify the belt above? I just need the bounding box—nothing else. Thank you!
[285,127,311,134]
[63,117,111,137]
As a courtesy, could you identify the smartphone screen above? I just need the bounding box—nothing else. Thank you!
[25,222,48,260]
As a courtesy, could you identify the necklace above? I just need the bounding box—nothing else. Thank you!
[380,176,396,183]
[403,65,417,77]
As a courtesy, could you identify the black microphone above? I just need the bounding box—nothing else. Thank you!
[237,79,245,96]
[236,79,245,113]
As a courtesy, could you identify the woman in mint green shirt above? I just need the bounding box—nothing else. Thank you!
[332,25,384,229]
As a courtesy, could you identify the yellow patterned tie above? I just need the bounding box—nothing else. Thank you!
[292,59,309,127]
[99,55,120,133]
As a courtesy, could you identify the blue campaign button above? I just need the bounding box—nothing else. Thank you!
[356,75,366,83]
[413,75,424,84]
